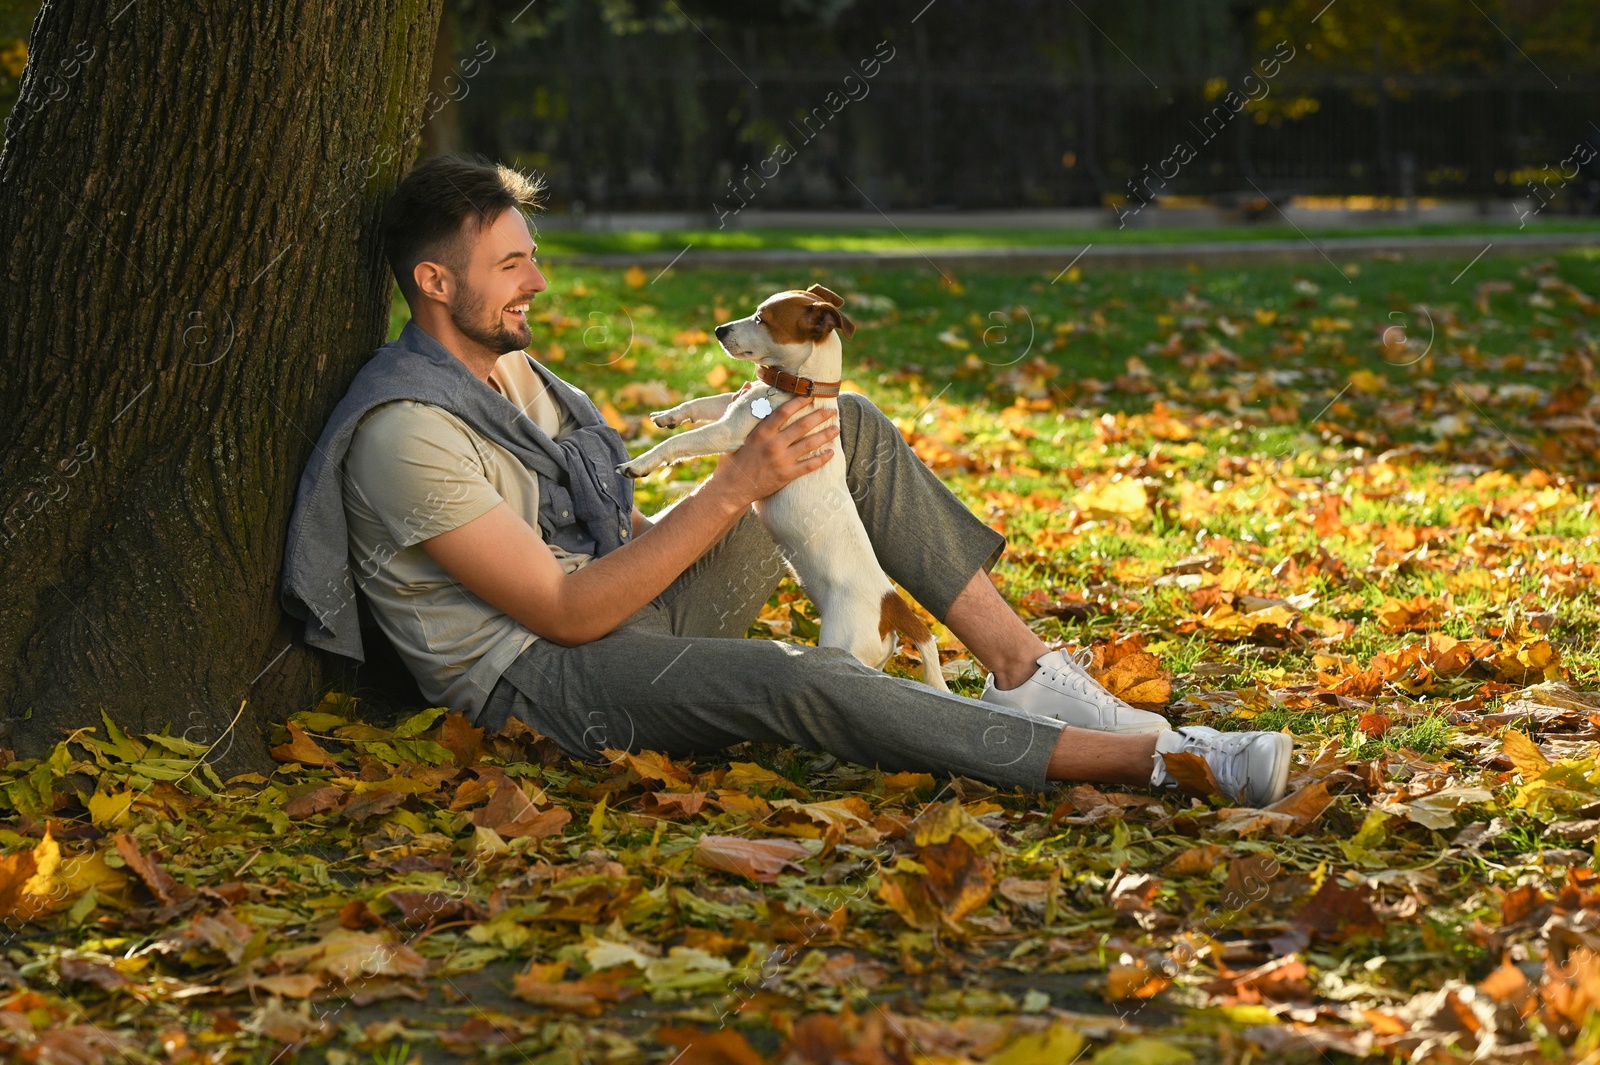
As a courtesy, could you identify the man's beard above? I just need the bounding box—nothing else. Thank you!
[452,283,532,354]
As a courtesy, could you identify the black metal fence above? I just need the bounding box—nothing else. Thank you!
[453,5,1599,214]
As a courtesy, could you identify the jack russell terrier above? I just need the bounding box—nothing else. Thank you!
[617,284,948,690]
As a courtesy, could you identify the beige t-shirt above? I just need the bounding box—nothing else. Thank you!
[341,351,591,718]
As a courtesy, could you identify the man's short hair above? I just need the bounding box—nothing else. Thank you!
[381,154,545,304]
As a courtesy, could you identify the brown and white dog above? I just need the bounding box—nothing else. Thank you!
[617,284,948,690]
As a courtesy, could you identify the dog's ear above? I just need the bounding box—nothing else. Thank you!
[806,283,845,307]
[803,301,856,341]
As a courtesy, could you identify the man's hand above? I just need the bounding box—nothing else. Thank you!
[420,396,838,648]
[708,396,838,506]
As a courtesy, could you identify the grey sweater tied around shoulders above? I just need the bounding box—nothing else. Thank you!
[278,319,634,663]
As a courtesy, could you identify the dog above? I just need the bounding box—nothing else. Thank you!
[617,283,948,690]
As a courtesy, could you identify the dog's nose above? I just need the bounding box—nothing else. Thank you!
[714,323,731,339]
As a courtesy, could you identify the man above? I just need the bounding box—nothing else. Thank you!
[281,155,1293,806]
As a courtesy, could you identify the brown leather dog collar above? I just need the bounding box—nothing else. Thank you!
[757,364,841,398]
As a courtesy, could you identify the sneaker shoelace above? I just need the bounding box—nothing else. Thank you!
[1037,653,1127,711]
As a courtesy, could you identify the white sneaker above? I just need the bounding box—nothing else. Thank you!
[1151,726,1293,807]
[981,649,1173,734]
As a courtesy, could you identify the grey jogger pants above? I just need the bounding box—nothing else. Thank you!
[479,393,1066,790]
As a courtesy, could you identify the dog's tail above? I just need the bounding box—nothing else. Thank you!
[878,590,949,691]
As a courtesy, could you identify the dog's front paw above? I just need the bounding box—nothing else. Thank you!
[616,459,657,479]
[650,409,687,429]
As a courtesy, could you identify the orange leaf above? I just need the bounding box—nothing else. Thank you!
[1097,650,1173,707]
[1376,594,1450,634]
[1105,961,1171,1001]
[601,748,694,787]
[268,722,340,767]
[1164,844,1229,876]
[657,1025,765,1065]
[0,831,62,924]
[1160,751,1221,796]
[1356,713,1391,738]
[470,780,572,840]
[431,713,483,767]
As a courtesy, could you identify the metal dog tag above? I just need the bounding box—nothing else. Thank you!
[750,396,772,419]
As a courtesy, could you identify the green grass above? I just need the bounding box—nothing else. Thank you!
[19,244,1600,1062]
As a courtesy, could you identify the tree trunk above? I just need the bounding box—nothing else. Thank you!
[0,0,444,773]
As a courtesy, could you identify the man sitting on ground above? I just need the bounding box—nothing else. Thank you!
[280,155,1293,807]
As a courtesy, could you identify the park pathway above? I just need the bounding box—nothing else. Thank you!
[545,230,1597,273]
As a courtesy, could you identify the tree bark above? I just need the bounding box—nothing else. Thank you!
[0,0,444,773]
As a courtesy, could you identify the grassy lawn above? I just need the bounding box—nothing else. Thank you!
[6,248,1600,1063]
[530,217,1600,257]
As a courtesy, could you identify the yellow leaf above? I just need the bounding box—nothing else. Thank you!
[1090,1038,1194,1064]
[990,1023,1086,1065]
[723,761,807,796]
[588,792,609,837]
[705,363,731,389]
[1074,478,1148,520]
[1348,369,1385,394]
[623,265,648,288]
[57,848,130,901]
[598,402,628,432]
[1502,731,1551,778]
[0,831,63,923]
[88,789,134,829]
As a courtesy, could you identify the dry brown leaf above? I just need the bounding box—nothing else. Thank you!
[1164,844,1229,876]
[114,833,186,906]
[296,929,429,983]
[511,960,638,1015]
[692,835,810,883]
[58,957,130,992]
[876,836,995,933]
[1203,955,1311,1003]
[1293,876,1383,943]
[471,780,572,839]
[282,785,345,819]
[1222,853,1281,909]
[639,791,707,818]
[251,973,323,999]
[432,712,484,767]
